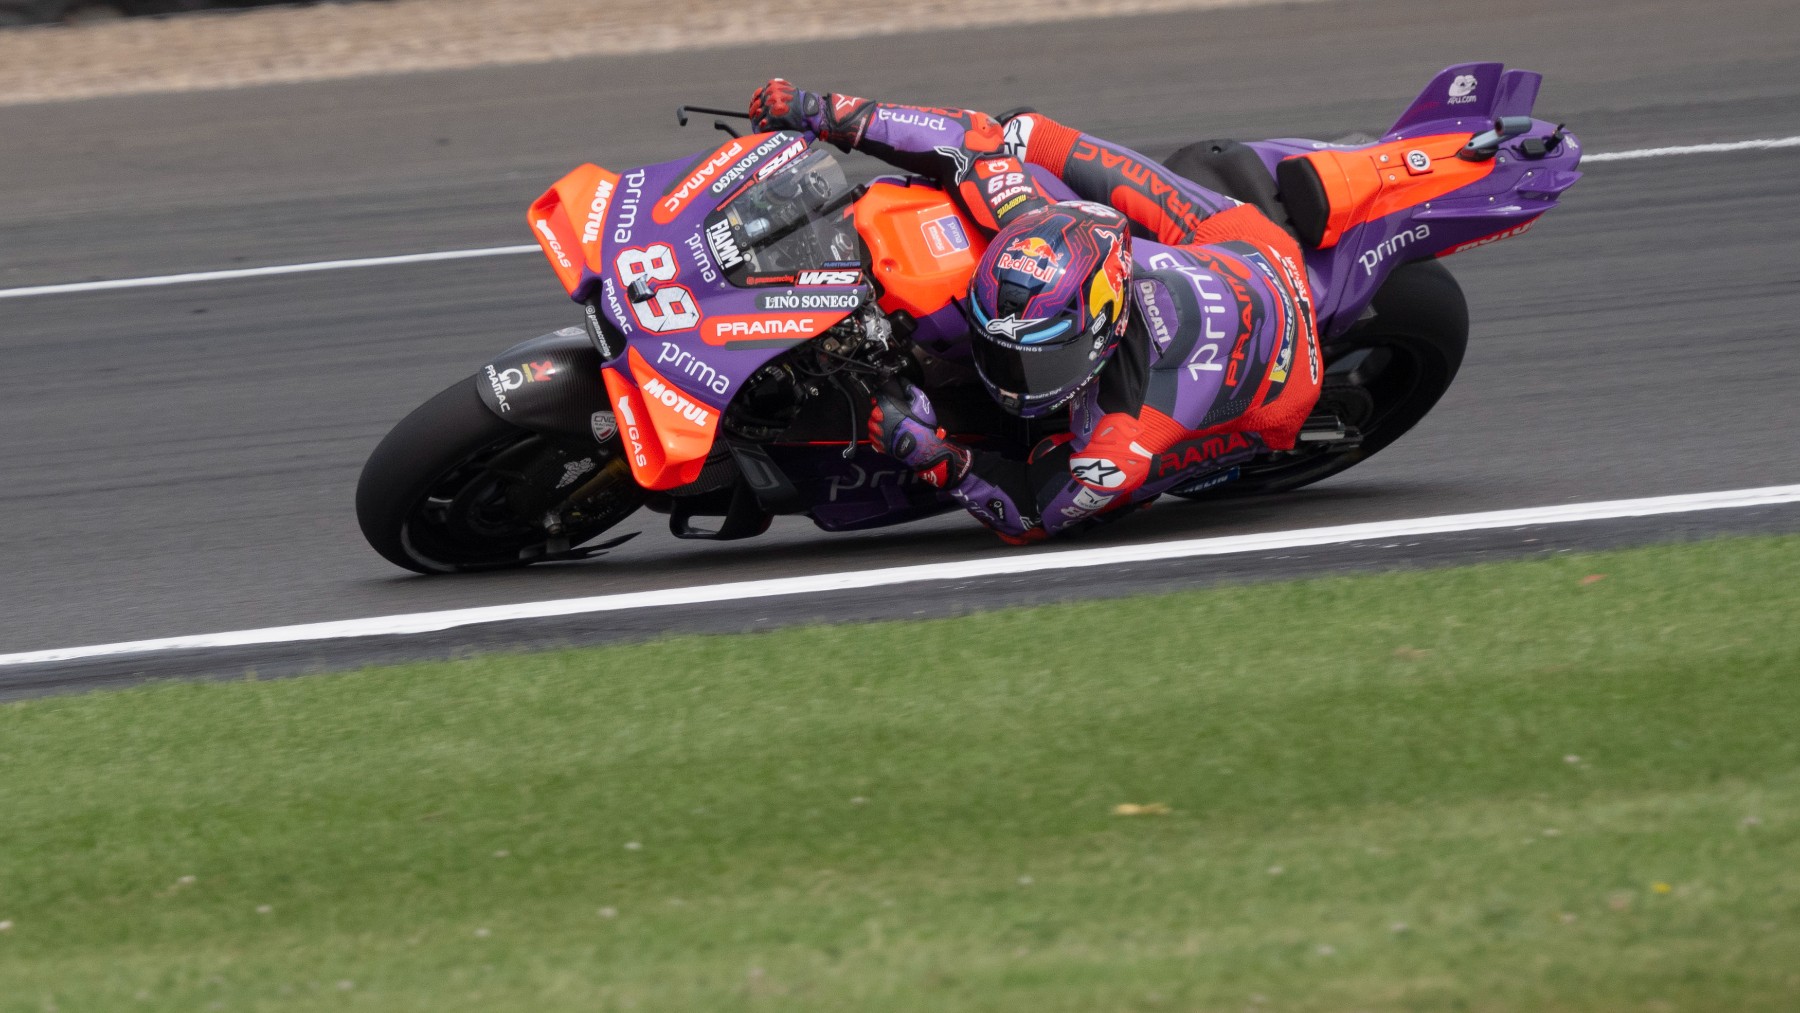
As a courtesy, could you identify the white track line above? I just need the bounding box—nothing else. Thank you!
[1580,136,1800,162]
[0,245,538,300]
[2,135,1796,302]
[4,484,1797,668]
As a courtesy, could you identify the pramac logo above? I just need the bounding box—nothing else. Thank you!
[654,140,747,224]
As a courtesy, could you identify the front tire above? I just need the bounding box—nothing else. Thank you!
[356,378,644,574]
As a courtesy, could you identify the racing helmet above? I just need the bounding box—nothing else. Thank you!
[966,202,1133,417]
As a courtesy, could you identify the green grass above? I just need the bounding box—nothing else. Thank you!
[2,536,1799,1011]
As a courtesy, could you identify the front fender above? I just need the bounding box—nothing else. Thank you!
[473,327,610,439]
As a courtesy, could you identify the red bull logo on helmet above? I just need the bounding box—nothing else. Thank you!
[995,235,1061,284]
[1082,233,1131,335]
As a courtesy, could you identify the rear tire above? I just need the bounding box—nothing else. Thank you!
[356,378,644,574]
[1175,259,1469,500]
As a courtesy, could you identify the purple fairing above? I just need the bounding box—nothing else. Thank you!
[1241,63,1582,339]
[572,134,871,414]
[768,445,957,531]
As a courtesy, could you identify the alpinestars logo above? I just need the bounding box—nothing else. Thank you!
[641,376,712,427]
[1448,74,1479,104]
[933,145,973,181]
[1001,116,1034,159]
[1070,457,1127,489]
[984,315,1045,341]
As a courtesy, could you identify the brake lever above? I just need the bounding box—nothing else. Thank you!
[676,104,753,127]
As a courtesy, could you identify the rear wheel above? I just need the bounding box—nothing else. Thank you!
[356,378,645,574]
[1175,259,1469,500]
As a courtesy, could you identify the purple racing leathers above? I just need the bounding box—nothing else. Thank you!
[781,88,1322,542]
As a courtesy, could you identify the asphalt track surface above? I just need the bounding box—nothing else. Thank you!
[2,0,1799,684]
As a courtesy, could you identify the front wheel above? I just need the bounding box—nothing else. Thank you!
[1175,259,1469,500]
[355,378,645,574]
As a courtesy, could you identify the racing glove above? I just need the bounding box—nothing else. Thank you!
[867,383,972,490]
[749,79,824,134]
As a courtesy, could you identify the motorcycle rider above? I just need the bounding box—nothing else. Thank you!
[749,80,1321,542]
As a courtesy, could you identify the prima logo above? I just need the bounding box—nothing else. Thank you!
[655,342,731,395]
[612,169,646,244]
[683,231,719,284]
[825,461,920,501]
[878,109,948,131]
[1358,224,1432,275]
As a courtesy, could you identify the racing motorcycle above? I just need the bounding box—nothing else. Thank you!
[356,62,1582,573]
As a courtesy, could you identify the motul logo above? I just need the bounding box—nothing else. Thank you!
[641,376,712,427]
[654,141,746,224]
[582,178,616,245]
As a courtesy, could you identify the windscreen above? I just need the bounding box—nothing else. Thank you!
[705,145,864,283]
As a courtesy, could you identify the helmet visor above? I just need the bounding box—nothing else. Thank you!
[970,328,1101,411]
